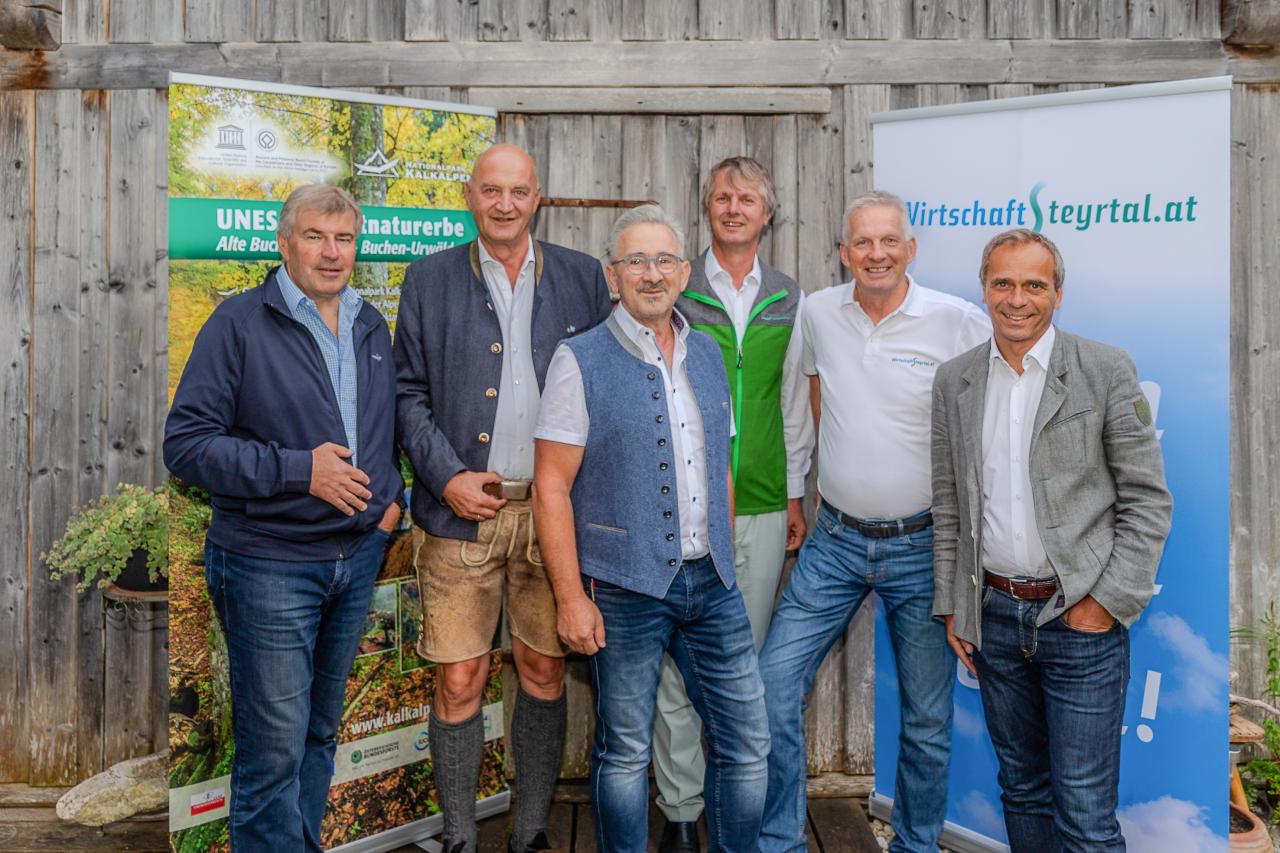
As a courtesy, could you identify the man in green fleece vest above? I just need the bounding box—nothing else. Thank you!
[654,157,815,853]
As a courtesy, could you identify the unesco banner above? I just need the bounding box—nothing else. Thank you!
[870,78,1231,852]
[166,73,503,853]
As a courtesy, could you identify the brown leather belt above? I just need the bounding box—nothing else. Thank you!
[983,571,1059,601]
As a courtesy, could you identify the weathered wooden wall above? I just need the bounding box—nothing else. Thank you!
[1,0,1277,785]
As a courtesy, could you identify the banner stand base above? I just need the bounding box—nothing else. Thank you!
[868,793,1009,853]
[326,790,511,853]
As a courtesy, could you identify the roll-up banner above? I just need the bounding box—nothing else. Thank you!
[870,77,1231,852]
[165,74,503,852]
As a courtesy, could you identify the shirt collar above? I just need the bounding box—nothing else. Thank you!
[276,264,361,321]
[841,273,921,317]
[990,324,1056,373]
[704,250,761,291]
[613,302,690,347]
[477,235,535,276]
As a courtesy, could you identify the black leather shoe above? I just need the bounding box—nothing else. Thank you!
[658,820,700,853]
[441,840,467,853]
[508,830,559,853]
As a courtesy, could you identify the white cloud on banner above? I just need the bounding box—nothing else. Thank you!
[956,790,1005,839]
[1118,796,1225,853]
[954,703,985,740]
[1145,612,1228,714]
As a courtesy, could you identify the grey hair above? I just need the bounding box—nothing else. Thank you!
[979,228,1066,291]
[278,184,364,238]
[841,190,913,244]
[606,203,687,259]
[700,156,779,218]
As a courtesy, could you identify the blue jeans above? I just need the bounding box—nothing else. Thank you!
[206,530,387,853]
[757,505,953,853]
[586,556,770,853]
[974,585,1130,852]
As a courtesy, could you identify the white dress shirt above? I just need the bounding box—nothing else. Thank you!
[981,325,1056,579]
[536,306,714,559]
[705,251,813,499]
[478,237,540,480]
[801,276,991,520]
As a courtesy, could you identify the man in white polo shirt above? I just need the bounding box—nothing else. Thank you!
[756,191,990,853]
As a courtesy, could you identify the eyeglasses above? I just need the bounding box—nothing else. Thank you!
[609,252,685,276]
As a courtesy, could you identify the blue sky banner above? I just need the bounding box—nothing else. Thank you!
[870,77,1231,852]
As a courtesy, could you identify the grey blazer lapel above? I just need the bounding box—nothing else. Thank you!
[1031,331,1069,451]
[956,344,990,522]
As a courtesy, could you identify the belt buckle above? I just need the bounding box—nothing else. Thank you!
[483,479,532,500]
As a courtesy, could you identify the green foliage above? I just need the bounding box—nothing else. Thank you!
[42,484,168,590]
[1235,603,1280,821]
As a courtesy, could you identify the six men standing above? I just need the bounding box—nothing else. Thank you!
[166,140,1171,852]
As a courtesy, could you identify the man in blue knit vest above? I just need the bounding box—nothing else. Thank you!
[533,204,770,853]
[395,144,612,853]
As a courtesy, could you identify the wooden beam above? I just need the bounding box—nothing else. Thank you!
[0,1,62,51]
[1223,0,1280,45]
[469,86,832,114]
[2,39,1275,90]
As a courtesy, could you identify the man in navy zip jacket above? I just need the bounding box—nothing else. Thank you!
[164,185,403,853]
[395,144,611,853]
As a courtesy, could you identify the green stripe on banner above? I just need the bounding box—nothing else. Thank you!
[168,197,477,261]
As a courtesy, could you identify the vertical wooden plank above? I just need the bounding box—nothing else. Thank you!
[61,0,107,43]
[839,83,889,775]
[549,0,591,39]
[696,116,747,253]
[663,116,702,269]
[29,89,82,788]
[796,94,844,292]
[520,0,550,40]
[0,89,34,784]
[329,0,370,41]
[544,115,594,253]
[767,116,799,280]
[1230,85,1280,707]
[1053,0,1127,37]
[1128,0,1194,38]
[76,88,110,779]
[743,115,776,264]
[404,0,448,40]
[369,1,406,40]
[107,0,151,42]
[843,85,888,205]
[104,88,160,765]
[912,0,984,38]
[446,0,480,41]
[591,0,623,41]
[588,114,623,260]
[799,90,848,772]
[619,115,667,207]
[621,0,698,40]
[478,0,520,40]
[776,0,823,38]
[149,221,172,752]
[700,0,749,39]
[185,0,253,42]
[988,0,1054,37]
[989,83,1037,100]
[846,0,911,38]
[256,0,329,42]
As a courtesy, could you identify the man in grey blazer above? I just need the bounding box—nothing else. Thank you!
[931,228,1172,852]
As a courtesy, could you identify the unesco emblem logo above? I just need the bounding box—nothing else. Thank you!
[256,129,279,152]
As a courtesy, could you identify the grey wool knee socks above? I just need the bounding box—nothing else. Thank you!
[510,689,567,851]
[430,708,484,852]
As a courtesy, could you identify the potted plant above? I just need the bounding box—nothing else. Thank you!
[42,484,168,592]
